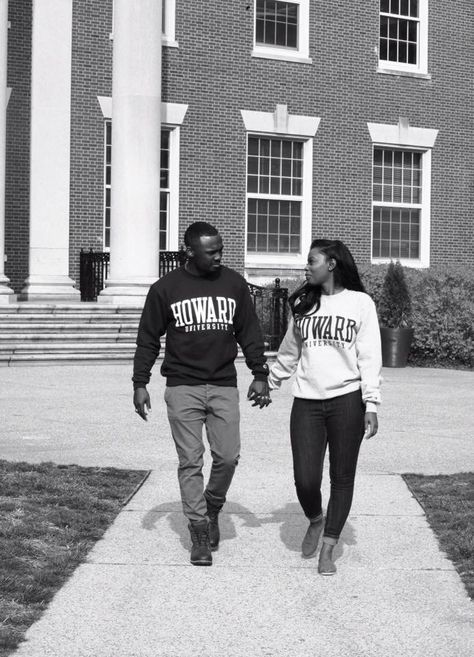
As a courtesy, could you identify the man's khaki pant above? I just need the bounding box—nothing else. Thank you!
[164,384,240,522]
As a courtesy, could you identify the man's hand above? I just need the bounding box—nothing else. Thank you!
[134,387,151,421]
[363,412,378,439]
[247,379,271,409]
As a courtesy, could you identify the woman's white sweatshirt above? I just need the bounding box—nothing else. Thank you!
[269,289,382,412]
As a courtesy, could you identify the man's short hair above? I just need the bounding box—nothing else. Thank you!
[184,222,219,248]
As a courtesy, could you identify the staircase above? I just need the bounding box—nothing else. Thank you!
[0,304,143,365]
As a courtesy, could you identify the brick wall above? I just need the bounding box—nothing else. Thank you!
[163,0,473,270]
[4,0,473,294]
[5,0,32,293]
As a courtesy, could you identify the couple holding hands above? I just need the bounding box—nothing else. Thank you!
[133,222,382,574]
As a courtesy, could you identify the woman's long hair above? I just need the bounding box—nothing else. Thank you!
[289,239,365,317]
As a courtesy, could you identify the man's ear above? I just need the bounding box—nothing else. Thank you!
[186,245,194,258]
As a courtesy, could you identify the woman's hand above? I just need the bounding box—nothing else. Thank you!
[363,412,378,439]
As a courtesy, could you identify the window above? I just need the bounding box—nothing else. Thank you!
[252,0,311,63]
[104,121,112,249]
[104,126,174,251]
[162,0,178,47]
[247,137,303,254]
[372,149,422,259]
[378,0,429,76]
[256,1,298,49]
[99,99,187,252]
[368,120,438,267]
[159,130,171,251]
[241,105,320,269]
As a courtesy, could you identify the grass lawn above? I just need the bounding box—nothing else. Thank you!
[403,472,474,600]
[0,460,148,657]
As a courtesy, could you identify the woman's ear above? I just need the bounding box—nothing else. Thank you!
[328,258,336,271]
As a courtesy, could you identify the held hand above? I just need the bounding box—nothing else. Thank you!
[247,379,272,409]
[363,411,378,439]
[134,387,151,421]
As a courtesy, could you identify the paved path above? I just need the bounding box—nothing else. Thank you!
[2,363,473,656]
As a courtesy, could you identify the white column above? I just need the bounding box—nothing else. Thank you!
[99,0,161,305]
[0,0,15,303]
[21,0,79,302]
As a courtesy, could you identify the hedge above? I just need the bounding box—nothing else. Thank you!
[275,265,474,369]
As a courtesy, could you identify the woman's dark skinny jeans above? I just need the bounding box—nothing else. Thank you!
[290,390,365,541]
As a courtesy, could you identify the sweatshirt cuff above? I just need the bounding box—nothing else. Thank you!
[133,381,148,391]
[365,401,379,414]
[252,372,269,382]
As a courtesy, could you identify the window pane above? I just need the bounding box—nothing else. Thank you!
[256,0,298,49]
[247,136,303,253]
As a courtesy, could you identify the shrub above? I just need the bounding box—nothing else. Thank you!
[377,261,413,328]
[360,264,473,368]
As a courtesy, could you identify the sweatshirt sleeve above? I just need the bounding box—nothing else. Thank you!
[233,281,268,380]
[268,316,302,390]
[356,296,382,412]
[132,284,169,389]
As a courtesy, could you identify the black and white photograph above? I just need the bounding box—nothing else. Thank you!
[0,1,473,655]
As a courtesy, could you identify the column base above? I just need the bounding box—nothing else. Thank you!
[98,279,156,306]
[0,275,17,304]
[20,275,80,303]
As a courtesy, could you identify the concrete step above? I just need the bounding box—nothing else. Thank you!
[0,352,137,365]
[0,342,135,353]
[0,324,137,334]
[0,304,142,314]
[0,314,140,323]
[0,333,136,342]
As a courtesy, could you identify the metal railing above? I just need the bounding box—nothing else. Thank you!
[247,278,288,350]
[159,248,187,276]
[79,250,289,348]
[79,249,110,302]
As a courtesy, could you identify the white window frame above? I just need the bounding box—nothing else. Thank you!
[377,0,429,78]
[162,0,178,48]
[97,97,187,251]
[111,0,178,47]
[252,0,311,64]
[241,105,320,269]
[367,120,438,268]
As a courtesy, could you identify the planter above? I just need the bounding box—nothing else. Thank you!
[380,327,414,368]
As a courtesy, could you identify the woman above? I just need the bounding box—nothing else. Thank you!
[268,239,382,575]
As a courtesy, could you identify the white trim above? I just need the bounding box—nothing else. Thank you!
[162,0,178,46]
[97,95,112,119]
[368,120,437,268]
[378,0,429,76]
[252,0,311,64]
[6,87,11,106]
[97,97,188,126]
[367,120,438,149]
[241,105,320,137]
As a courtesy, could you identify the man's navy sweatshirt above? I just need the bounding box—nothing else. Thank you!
[132,266,269,389]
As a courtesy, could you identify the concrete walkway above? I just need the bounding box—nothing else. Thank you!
[1,363,473,656]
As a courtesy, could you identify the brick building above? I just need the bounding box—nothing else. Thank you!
[1,0,472,304]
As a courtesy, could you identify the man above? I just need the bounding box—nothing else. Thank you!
[133,221,270,566]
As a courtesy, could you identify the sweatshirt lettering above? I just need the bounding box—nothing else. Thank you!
[296,314,357,344]
[171,296,236,328]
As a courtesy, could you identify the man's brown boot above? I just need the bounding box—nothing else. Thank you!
[207,507,220,551]
[189,520,212,566]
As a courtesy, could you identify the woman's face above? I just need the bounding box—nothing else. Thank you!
[304,248,334,286]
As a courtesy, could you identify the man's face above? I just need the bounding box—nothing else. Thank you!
[188,234,223,274]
